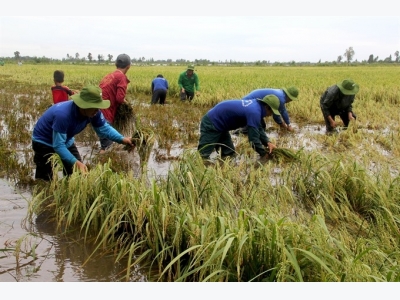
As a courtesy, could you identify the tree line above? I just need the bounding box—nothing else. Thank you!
[2,48,399,66]
[337,47,399,64]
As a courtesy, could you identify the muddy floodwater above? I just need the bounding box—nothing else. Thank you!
[0,141,183,282]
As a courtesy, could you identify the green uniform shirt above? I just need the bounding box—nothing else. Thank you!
[178,71,200,93]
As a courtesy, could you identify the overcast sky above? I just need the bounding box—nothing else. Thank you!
[1,6,399,63]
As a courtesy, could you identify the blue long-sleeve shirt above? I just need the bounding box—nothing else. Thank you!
[242,88,290,125]
[151,77,169,92]
[207,99,270,156]
[32,100,124,165]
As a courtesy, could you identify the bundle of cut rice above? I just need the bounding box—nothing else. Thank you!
[114,101,135,131]
[124,129,154,149]
[270,148,300,162]
[124,129,155,165]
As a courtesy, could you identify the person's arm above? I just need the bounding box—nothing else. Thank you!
[273,100,293,130]
[115,77,129,104]
[93,122,134,148]
[280,105,291,125]
[52,131,78,165]
[151,81,154,94]
[321,87,340,128]
[259,126,277,154]
[273,112,291,130]
[248,126,273,157]
[64,86,74,96]
[277,115,294,131]
[53,131,87,173]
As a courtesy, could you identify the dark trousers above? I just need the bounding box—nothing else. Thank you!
[100,136,114,150]
[180,91,195,101]
[197,114,235,159]
[32,141,82,181]
[151,89,167,105]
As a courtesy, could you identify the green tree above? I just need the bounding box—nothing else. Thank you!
[75,53,80,60]
[107,54,113,62]
[395,51,399,62]
[368,54,374,63]
[337,55,342,63]
[344,47,355,63]
[88,53,93,62]
[384,54,392,62]
[14,51,20,60]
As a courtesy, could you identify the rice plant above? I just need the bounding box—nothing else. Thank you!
[2,64,400,281]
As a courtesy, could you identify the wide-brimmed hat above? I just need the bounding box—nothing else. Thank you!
[257,95,281,115]
[282,86,299,101]
[337,79,359,95]
[187,65,195,71]
[71,85,110,109]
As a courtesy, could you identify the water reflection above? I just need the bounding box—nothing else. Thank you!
[0,178,148,282]
[34,212,147,282]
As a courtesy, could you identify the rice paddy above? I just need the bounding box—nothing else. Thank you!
[1,63,400,281]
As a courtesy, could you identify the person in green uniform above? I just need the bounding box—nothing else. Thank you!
[178,65,200,101]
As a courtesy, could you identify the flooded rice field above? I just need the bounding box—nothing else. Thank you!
[2,65,400,282]
[1,123,393,282]
[0,124,319,281]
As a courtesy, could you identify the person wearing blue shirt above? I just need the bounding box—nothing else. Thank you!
[151,74,169,105]
[197,95,281,160]
[32,85,135,181]
[234,86,299,134]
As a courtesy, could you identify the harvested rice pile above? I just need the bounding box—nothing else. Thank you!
[114,101,135,131]
[123,130,148,151]
[269,148,300,162]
